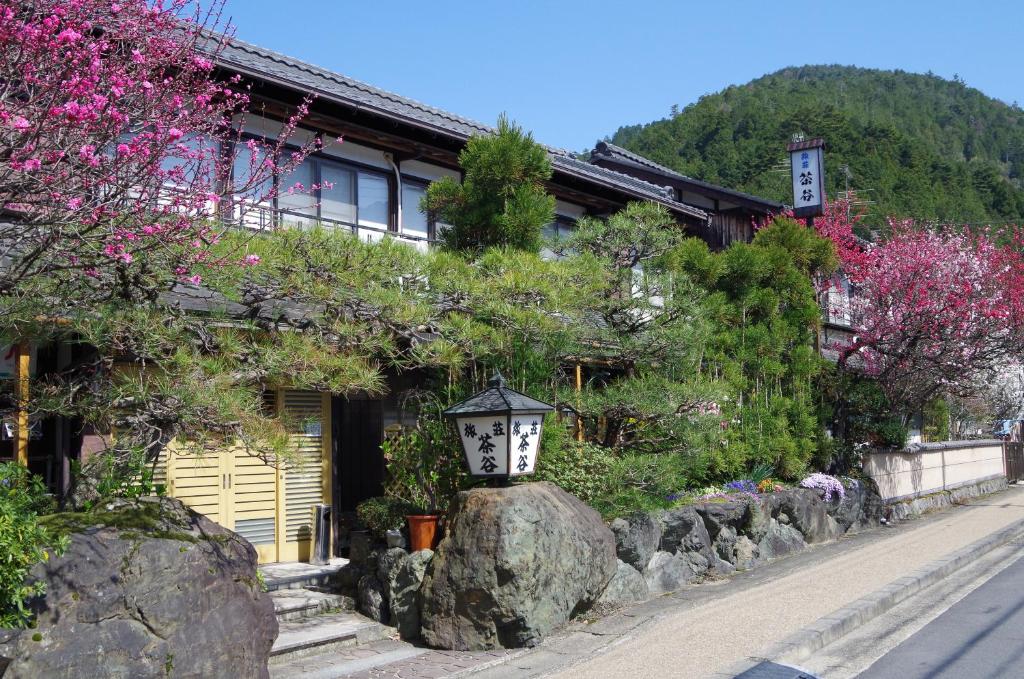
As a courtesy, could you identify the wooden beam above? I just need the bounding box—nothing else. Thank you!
[15,343,29,466]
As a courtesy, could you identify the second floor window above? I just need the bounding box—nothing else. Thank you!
[233,138,392,233]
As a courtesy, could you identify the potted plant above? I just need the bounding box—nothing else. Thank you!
[382,395,467,551]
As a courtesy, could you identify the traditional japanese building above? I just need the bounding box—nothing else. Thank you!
[588,141,783,248]
[3,37,796,565]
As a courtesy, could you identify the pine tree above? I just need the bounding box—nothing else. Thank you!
[424,114,555,252]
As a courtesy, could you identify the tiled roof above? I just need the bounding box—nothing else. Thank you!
[548,152,706,219]
[591,142,784,211]
[208,36,706,221]
[213,35,494,139]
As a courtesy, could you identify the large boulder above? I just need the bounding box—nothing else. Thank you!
[0,497,277,679]
[419,482,616,650]
[610,512,661,572]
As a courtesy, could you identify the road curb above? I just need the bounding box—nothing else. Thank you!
[732,516,1024,675]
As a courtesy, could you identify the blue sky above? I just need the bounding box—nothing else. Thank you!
[225,0,1023,152]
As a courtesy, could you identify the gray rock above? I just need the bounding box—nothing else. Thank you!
[658,506,734,576]
[733,535,759,570]
[358,574,388,623]
[643,550,707,594]
[757,519,807,560]
[610,512,661,572]
[828,480,882,533]
[695,501,751,540]
[0,497,276,679]
[386,529,407,549]
[713,525,738,564]
[420,482,616,651]
[349,530,374,569]
[376,547,409,596]
[746,497,774,542]
[775,489,839,544]
[389,550,433,640]
[596,559,648,607]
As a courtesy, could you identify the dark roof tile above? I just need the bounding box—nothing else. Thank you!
[208,36,707,221]
[591,142,784,211]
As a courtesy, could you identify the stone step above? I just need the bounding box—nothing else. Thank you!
[268,640,426,679]
[270,588,355,622]
[270,611,392,664]
[260,558,349,592]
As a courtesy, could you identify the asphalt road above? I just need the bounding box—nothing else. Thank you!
[858,550,1024,679]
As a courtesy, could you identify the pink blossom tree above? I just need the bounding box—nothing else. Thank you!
[814,198,1024,413]
[0,0,318,300]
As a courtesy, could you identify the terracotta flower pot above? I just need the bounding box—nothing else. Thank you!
[406,514,441,551]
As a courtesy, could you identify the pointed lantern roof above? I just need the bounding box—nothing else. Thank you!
[443,372,555,415]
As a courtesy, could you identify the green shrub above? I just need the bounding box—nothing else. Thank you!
[0,463,68,628]
[356,496,420,539]
[533,421,615,505]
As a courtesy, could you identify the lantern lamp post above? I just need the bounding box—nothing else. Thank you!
[443,372,555,480]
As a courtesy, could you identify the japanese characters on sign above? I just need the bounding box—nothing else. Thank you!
[787,138,825,219]
[454,414,544,477]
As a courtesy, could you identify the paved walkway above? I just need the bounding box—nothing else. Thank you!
[542,487,1024,679]
[273,486,1024,679]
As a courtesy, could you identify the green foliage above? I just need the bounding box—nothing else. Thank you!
[923,398,951,442]
[533,419,615,505]
[0,463,68,628]
[612,65,1024,229]
[355,496,421,538]
[380,391,469,514]
[821,369,908,472]
[425,114,555,252]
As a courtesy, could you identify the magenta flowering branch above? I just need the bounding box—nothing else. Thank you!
[811,198,1024,413]
[0,0,319,299]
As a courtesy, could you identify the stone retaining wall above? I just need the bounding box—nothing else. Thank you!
[603,481,883,607]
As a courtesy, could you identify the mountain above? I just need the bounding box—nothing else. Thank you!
[609,65,1024,228]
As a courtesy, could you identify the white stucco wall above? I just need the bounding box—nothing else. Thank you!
[863,440,1006,502]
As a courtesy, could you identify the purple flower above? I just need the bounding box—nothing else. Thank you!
[800,473,845,502]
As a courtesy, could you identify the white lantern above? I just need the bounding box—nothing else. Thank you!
[443,372,555,479]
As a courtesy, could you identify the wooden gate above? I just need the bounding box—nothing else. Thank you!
[156,389,332,564]
[1005,442,1024,483]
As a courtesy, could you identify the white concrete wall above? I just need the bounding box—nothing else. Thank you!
[863,440,1006,502]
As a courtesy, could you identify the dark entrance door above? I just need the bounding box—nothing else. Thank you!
[332,397,385,512]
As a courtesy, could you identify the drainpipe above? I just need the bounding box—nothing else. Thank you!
[385,154,402,235]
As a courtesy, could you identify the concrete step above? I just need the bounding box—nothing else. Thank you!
[270,587,355,622]
[269,639,427,679]
[270,611,392,664]
[260,558,350,592]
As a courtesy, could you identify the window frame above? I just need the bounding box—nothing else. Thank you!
[399,175,435,241]
[230,133,395,234]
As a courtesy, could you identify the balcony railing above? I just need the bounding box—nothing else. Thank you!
[222,200,436,253]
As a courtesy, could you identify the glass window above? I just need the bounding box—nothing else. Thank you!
[401,182,429,238]
[358,172,389,228]
[278,158,317,216]
[232,140,272,202]
[320,164,356,225]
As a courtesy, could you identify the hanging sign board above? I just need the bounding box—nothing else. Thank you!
[787,138,826,219]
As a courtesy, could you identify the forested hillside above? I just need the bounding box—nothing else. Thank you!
[610,65,1024,228]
